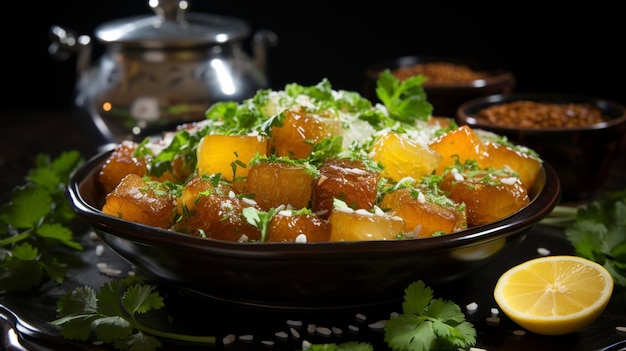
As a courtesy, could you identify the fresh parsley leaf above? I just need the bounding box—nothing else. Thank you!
[565,188,626,287]
[50,277,216,351]
[384,280,476,351]
[0,151,85,293]
[375,70,433,123]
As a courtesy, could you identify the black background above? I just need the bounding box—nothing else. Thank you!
[4,1,625,113]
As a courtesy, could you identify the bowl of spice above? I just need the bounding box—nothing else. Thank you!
[456,93,626,202]
[363,56,516,117]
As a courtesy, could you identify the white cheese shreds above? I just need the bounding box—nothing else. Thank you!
[616,326,626,332]
[238,334,253,341]
[500,177,518,185]
[470,348,488,351]
[274,331,288,339]
[290,327,301,338]
[486,316,500,324]
[490,307,499,316]
[222,334,236,345]
[315,327,332,336]
[466,302,478,312]
[287,320,303,327]
[355,313,367,321]
[368,320,387,329]
[307,324,316,334]
[537,247,551,256]
[331,327,342,335]
[261,340,274,346]
[513,330,526,336]
[348,324,359,332]
[95,245,104,257]
[302,340,312,350]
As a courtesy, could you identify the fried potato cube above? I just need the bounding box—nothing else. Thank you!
[369,131,442,183]
[440,171,530,227]
[101,174,177,229]
[196,134,268,182]
[172,175,262,242]
[245,161,314,211]
[380,187,467,238]
[312,158,380,219]
[267,210,330,242]
[429,125,489,175]
[269,108,341,159]
[328,207,405,242]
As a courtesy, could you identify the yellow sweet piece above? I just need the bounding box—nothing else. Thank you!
[370,131,442,183]
[196,134,268,182]
[328,207,405,242]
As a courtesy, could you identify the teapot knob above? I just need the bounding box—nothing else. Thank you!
[149,0,188,22]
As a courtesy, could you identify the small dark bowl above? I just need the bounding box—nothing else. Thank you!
[457,93,626,202]
[66,149,561,309]
[363,56,516,118]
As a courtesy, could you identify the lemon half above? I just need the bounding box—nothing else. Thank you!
[494,255,614,336]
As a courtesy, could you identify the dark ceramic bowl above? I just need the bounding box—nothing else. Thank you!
[457,93,626,202]
[363,56,516,118]
[67,150,560,309]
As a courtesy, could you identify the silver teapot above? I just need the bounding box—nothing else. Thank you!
[49,0,277,144]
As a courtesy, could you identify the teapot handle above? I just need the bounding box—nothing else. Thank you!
[48,25,93,76]
[252,29,279,74]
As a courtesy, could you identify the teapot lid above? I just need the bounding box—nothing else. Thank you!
[94,0,250,48]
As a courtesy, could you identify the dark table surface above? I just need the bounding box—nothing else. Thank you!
[1,109,626,351]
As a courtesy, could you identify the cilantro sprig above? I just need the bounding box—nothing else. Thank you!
[0,151,85,293]
[564,189,626,287]
[50,277,216,351]
[384,281,476,351]
[304,280,476,351]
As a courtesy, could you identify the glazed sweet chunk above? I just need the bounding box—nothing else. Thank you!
[196,134,268,184]
[380,186,467,238]
[101,174,178,229]
[440,166,530,227]
[171,175,262,241]
[244,160,315,211]
[98,141,148,194]
[328,204,405,242]
[370,131,442,183]
[266,209,330,242]
[96,76,544,243]
[312,158,380,219]
[269,108,341,159]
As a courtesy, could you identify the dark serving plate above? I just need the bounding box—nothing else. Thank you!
[66,149,561,309]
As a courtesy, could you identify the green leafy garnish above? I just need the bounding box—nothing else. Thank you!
[50,277,216,351]
[303,280,476,351]
[0,151,85,293]
[375,70,433,122]
[564,189,626,287]
[384,280,476,351]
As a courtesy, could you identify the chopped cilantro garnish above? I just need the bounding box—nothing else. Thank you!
[50,277,216,351]
[564,189,626,287]
[0,151,85,293]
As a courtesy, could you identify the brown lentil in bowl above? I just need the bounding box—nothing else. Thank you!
[475,100,606,128]
[391,62,489,86]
